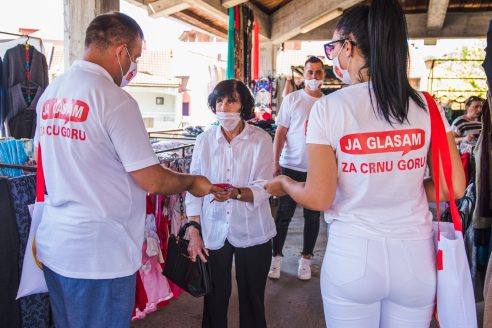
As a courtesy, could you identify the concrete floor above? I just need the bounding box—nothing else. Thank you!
[131,208,484,328]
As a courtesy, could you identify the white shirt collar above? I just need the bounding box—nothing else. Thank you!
[215,121,251,143]
[71,60,115,83]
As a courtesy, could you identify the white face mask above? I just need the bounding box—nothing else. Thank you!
[216,112,242,131]
[305,79,324,91]
[118,47,138,88]
[332,50,352,85]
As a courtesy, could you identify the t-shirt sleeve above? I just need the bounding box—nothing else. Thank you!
[105,99,158,172]
[33,92,47,147]
[275,95,291,128]
[306,99,334,147]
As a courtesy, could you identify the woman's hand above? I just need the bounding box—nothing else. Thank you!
[265,176,288,197]
[187,227,209,263]
[211,188,235,202]
[274,163,283,177]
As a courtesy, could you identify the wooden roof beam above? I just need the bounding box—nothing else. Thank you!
[148,0,190,17]
[220,0,271,40]
[291,12,492,41]
[147,0,228,21]
[145,0,270,40]
[221,0,249,8]
[427,0,450,31]
[186,0,229,21]
[270,0,364,44]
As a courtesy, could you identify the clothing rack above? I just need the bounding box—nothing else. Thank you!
[0,31,42,41]
[0,162,36,172]
[148,129,197,141]
[154,144,194,158]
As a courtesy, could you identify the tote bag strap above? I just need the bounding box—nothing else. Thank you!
[423,92,462,270]
[35,145,45,202]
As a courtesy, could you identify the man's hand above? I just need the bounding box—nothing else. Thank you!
[188,176,223,197]
[265,176,288,197]
[187,227,209,263]
[274,163,283,177]
[465,134,476,142]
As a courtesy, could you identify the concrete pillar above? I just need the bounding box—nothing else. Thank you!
[64,0,119,69]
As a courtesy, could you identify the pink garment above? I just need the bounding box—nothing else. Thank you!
[132,195,174,320]
[137,238,173,317]
[132,271,148,320]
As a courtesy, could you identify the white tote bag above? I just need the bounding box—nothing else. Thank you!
[16,146,48,298]
[433,221,477,327]
[424,92,477,328]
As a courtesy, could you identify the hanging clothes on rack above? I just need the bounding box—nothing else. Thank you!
[132,147,193,321]
[0,173,51,328]
[243,6,253,86]
[0,177,21,328]
[227,4,254,83]
[226,7,235,80]
[6,83,43,139]
[133,195,173,320]
[251,20,259,81]
[2,39,49,138]
[0,56,4,136]
[0,32,44,58]
[254,78,273,120]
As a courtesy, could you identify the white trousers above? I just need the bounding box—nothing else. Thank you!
[321,222,436,328]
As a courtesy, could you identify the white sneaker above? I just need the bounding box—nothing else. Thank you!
[268,256,282,279]
[298,257,312,280]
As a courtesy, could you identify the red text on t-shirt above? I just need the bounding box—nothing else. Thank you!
[41,98,90,124]
[340,129,425,156]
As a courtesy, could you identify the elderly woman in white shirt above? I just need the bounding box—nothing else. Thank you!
[185,79,276,328]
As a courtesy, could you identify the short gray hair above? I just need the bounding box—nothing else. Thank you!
[85,12,144,51]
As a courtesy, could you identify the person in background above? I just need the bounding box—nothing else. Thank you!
[34,13,220,328]
[269,56,325,281]
[186,79,276,328]
[266,0,466,327]
[451,95,484,153]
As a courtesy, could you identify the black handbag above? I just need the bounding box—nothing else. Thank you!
[163,221,212,297]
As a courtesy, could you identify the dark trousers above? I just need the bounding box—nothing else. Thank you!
[272,167,321,257]
[202,239,271,328]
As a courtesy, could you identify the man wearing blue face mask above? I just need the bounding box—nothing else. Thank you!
[34,12,220,328]
[269,56,325,281]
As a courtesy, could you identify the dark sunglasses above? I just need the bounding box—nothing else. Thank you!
[323,38,356,60]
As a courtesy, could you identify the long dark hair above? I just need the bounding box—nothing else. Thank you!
[336,0,425,124]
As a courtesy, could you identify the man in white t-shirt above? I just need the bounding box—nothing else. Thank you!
[268,57,325,281]
[34,13,220,328]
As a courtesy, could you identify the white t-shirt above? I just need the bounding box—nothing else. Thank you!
[276,89,321,172]
[34,60,159,279]
[306,82,451,239]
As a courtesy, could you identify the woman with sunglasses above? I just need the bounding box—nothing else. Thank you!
[266,0,466,327]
